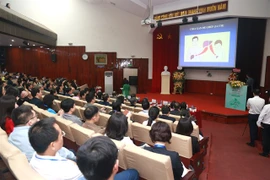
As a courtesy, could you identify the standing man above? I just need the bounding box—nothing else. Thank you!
[257,103,270,157]
[246,89,265,147]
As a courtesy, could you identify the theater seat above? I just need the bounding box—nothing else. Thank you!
[131,122,153,146]
[73,99,86,107]
[110,139,127,169]
[98,113,110,127]
[0,137,21,168]
[172,121,200,139]
[7,152,45,180]
[131,113,148,124]
[52,99,61,112]
[156,118,173,131]
[123,145,195,180]
[69,123,95,146]
[40,110,57,119]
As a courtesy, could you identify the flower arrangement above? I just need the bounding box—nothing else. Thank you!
[228,80,245,88]
[172,69,185,94]
[228,72,238,81]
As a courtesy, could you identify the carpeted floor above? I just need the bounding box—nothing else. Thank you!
[200,120,269,180]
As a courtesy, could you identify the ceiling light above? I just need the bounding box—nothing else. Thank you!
[11,39,14,42]
[40,46,43,48]
[9,44,12,46]
[33,44,35,46]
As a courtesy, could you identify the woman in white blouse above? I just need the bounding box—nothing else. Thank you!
[143,106,160,126]
[105,112,134,145]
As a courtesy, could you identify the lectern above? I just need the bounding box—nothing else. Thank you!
[225,84,247,111]
[161,74,170,94]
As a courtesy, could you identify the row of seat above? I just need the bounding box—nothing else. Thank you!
[25,101,207,178]
[0,128,45,180]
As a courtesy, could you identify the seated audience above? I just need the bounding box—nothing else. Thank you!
[143,106,160,126]
[109,100,122,115]
[139,99,150,114]
[0,95,16,135]
[105,112,134,145]
[30,87,44,109]
[72,90,80,100]
[144,121,184,180]
[79,90,86,101]
[84,92,96,108]
[170,102,181,116]
[17,90,30,106]
[159,105,176,122]
[77,136,139,180]
[43,94,57,114]
[99,93,111,106]
[82,106,105,134]
[175,117,200,155]
[180,101,188,111]
[29,117,83,179]
[128,94,137,107]
[96,91,103,100]
[70,79,78,90]
[61,98,83,125]
[50,88,59,100]
[170,101,176,111]
[8,105,76,161]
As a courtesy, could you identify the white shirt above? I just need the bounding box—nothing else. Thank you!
[30,152,83,180]
[121,136,135,145]
[246,96,265,114]
[142,120,156,126]
[257,104,270,127]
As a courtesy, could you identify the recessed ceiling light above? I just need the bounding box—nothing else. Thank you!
[40,46,43,48]
[19,46,21,48]
[9,44,12,46]
[33,44,35,46]
[11,39,14,42]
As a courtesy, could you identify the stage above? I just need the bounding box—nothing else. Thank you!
[136,93,248,124]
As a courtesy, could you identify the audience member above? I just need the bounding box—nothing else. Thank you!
[176,117,200,155]
[17,90,30,106]
[105,112,134,145]
[79,90,86,101]
[99,93,111,106]
[30,87,44,109]
[159,105,176,122]
[29,117,83,179]
[84,92,96,108]
[170,102,181,116]
[77,136,139,180]
[257,103,270,157]
[0,95,16,135]
[83,106,105,134]
[246,89,265,147]
[50,88,59,100]
[72,90,80,100]
[144,122,184,180]
[8,105,76,161]
[128,94,137,107]
[43,94,57,114]
[61,98,83,125]
[139,99,150,114]
[143,106,160,126]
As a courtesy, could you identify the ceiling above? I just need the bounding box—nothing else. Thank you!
[0,33,45,48]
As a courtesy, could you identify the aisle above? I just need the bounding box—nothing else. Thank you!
[200,120,269,180]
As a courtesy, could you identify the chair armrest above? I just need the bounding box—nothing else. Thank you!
[182,170,196,180]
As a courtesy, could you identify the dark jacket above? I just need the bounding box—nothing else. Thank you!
[159,114,176,122]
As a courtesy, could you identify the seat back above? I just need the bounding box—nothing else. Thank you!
[98,113,110,127]
[0,137,21,167]
[122,104,135,112]
[57,94,68,101]
[123,145,174,180]
[69,124,95,146]
[78,84,88,90]
[7,152,45,180]
[40,110,57,119]
[55,116,75,142]
[131,122,153,146]
[134,107,143,113]
[0,127,7,136]
[169,114,180,120]
[156,118,173,131]
[43,90,50,95]
[172,121,200,139]
[131,112,148,124]
[52,99,61,112]
[74,105,83,120]
[110,139,127,169]
[73,99,86,107]
[167,133,193,159]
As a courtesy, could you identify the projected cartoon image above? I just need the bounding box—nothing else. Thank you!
[184,32,230,63]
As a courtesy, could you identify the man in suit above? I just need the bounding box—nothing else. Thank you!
[30,87,44,109]
[246,89,265,147]
[170,102,181,116]
[159,105,176,122]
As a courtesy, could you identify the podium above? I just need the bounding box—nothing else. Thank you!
[161,74,170,94]
[225,84,247,111]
